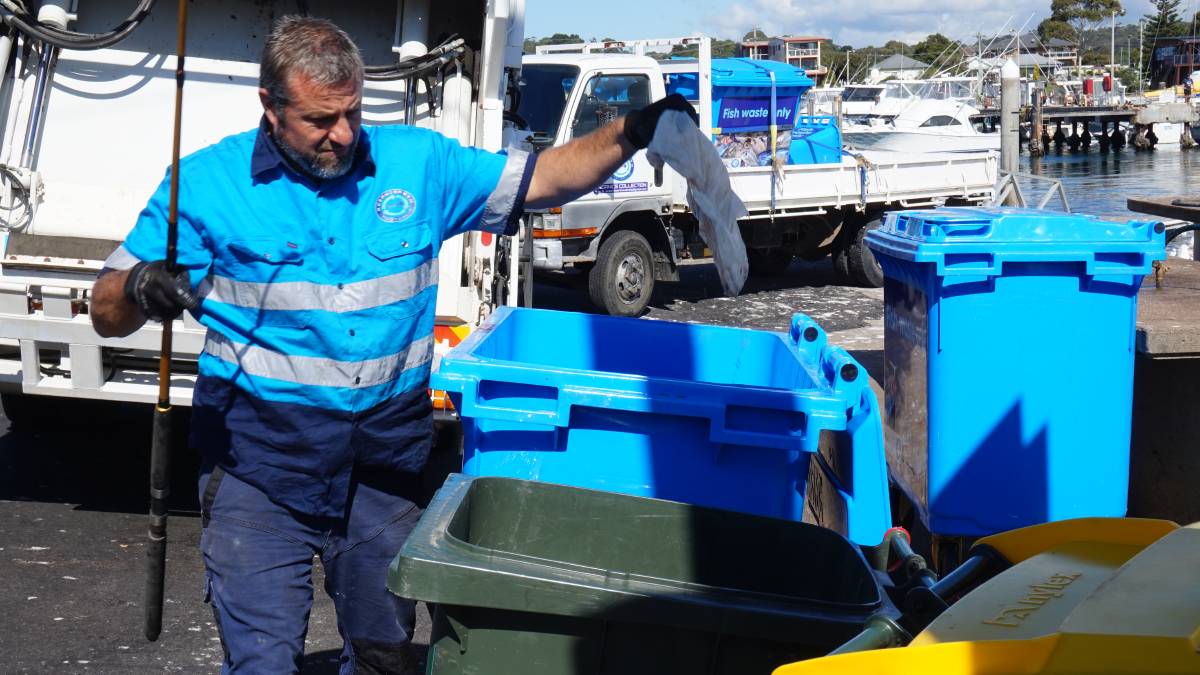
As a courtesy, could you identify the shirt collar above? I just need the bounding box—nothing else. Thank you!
[251,117,375,182]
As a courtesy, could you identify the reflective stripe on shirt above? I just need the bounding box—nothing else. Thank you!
[481,148,533,235]
[197,258,438,313]
[103,244,141,271]
[204,330,434,389]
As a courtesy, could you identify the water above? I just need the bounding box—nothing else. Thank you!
[1019,146,1200,219]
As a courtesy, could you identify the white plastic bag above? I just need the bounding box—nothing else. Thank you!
[646,110,749,296]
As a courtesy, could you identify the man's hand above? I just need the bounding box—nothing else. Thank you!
[622,93,700,149]
[124,260,198,322]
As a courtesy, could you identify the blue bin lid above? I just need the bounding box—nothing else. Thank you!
[865,207,1166,278]
[667,59,813,99]
[711,58,813,89]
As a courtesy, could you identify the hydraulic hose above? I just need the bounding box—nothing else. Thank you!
[1,0,156,50]
[365,36,465,81]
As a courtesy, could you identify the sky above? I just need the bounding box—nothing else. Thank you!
[524,0,1172,48]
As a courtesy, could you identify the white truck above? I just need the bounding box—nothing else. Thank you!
[519,37,997,316]
[0,0,526,417]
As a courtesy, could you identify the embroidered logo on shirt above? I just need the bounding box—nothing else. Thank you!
[376,188,417,223]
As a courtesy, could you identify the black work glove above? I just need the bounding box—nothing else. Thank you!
[123,260,198,322]
[623,93,700,150]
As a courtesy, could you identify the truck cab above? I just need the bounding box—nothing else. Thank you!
[519,53,678,316]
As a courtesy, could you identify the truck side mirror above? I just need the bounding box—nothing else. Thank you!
[655,166,663,187]
[529,134,555,154]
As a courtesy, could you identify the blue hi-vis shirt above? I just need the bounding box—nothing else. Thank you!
[105,122,535,516]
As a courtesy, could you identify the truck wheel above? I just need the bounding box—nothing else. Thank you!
[846,218,885,288]
[589,230,655,316]
[831,247,850,278]
[747,248,794,278]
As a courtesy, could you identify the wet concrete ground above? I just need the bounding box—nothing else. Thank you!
[0,258,883,673]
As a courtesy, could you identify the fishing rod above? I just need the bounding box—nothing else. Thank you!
[145,0,187,643]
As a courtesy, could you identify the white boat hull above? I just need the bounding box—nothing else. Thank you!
[844,129,1001,153]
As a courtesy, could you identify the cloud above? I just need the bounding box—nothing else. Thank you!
[699,0,1155,47]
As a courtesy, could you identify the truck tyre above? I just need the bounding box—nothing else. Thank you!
[747,248,794,278]
[589,230,655,316]
[846,217,885,288]
[831,246,850,278]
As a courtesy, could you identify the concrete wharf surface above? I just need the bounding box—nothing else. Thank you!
[0,259,884,673]
[7,253,1198,673]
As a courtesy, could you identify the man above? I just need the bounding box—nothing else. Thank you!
[90,15,694,675]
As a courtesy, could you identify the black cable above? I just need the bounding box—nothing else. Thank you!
[1,0,156,50]
[366,50,460,82]
[365,35,462,72]
[365,36,464,81]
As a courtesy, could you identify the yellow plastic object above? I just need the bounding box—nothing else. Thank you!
[974,517,1179,564]
[775,518,1200,675]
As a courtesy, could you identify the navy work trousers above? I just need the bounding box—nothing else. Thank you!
[199,466,422,674]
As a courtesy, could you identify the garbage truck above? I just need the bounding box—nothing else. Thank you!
[0,0,526,418]
[519,37,997,316]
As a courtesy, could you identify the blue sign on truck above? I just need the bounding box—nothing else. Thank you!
[716,95,799,131]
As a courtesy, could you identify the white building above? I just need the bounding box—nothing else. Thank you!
[868,54,930,83]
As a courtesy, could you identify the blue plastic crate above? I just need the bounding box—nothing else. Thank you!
[432,307,891,545]
[789,115,842,165]
[867,207,1166,537]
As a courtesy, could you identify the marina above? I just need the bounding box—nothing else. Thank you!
[2,0,1200,672]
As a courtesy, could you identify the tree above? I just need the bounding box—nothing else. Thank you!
[1048,0,1124,44]
[713,39,739,58]
[1143,0,1186,39]
[1038,18,1078,43]
[1080,47,1108,64]
[521,33,584,54]
[743,28,768,42]
[824,47,872,85]
[669,39,738,59]
[912,33,962,73]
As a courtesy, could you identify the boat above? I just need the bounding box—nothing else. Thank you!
[839,84,887,123]
[843,98,999,153]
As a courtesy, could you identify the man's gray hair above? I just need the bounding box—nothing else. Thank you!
[260,15,364,110]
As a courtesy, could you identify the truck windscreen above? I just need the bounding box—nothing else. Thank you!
[518,64,581,138]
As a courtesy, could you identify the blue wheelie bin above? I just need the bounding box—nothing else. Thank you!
[867,207,1165,536]
[432,307,892,545]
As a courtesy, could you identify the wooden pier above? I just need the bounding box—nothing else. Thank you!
[976,103,1196,153]
[977,105,1135,122]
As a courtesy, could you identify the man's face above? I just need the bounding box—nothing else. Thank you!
[260,73,363,179]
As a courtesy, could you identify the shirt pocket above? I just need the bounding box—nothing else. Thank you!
[365,221,435,322]
[218,237,309,328]
[366,220,434,262]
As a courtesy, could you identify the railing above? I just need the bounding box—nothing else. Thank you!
[787,47,820,57]
[991,171,1071,211]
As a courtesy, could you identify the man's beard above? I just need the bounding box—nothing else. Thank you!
[275,130,358,180]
